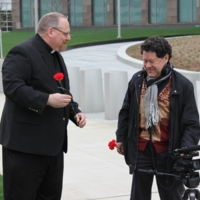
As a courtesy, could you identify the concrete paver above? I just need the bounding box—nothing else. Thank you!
[62,119,132,200]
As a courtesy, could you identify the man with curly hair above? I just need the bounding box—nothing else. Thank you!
[115,36,200,200]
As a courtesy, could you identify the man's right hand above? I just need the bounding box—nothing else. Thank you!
[116,142,124,155]
[47,93,72,108]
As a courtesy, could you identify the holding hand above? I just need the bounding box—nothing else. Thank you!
[75,113,86,128]
[116,142,124,155]
[47,93,71,108]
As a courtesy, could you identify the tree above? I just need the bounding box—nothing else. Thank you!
[42,0,70,14]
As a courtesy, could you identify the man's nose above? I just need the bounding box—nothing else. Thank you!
[145,61,152,68]
[66,34,71,41]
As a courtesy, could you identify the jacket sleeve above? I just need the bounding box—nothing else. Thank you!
[116,82,131,142]
[2,46,49,115]
[69,97,82,125]
[180,83,200,147]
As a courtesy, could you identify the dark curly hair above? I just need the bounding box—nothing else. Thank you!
[140,36,172,60]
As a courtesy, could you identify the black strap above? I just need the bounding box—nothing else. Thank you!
[148,127,157,170]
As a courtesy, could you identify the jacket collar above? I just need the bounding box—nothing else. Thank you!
[33,34,69,93]
[171,70,183,95]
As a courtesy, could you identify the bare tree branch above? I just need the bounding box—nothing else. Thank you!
[42,0,62,12]
[42,0,71,15]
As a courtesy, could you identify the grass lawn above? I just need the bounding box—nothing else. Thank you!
[2,26,200,57]
[0,175,3,200]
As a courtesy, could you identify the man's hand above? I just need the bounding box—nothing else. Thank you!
[75,113,86,128]
[116,142,124,155]
[47,93,71,108]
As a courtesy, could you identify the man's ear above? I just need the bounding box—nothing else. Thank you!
[47,27,54,38]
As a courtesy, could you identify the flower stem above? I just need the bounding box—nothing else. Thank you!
[57,82,78,126]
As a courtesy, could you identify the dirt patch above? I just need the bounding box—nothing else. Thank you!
[126,35,200,72]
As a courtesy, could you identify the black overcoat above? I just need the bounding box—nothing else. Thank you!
[0,34,80,156]
[116,69,200,174]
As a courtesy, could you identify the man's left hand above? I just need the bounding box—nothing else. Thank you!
[75,113,86,128]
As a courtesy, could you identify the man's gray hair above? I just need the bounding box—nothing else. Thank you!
[37,12,67,34]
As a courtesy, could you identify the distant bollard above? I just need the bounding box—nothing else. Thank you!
[80,68,104,113]
[104,71,128,120]
[67,67,80,104]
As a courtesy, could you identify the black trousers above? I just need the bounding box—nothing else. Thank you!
[2,147,64,200]
[130,142,185,200]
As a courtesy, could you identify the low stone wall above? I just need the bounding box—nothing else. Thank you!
[104,71,128,120]
[80,68,104,113]
[67,67,128,119]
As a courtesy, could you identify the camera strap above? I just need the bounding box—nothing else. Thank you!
[148,126,157,170]
[148,126,176,190]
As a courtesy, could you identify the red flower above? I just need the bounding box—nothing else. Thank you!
[53,72,78,125]
[53,72,67,93]
[54,72,64,81]
[108,139,117,150]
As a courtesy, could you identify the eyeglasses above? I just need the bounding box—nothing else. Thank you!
[52,27,70,38]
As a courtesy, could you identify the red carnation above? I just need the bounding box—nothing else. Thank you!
[108,139,117,150]
[54,72,64,81]
[53,72,67,93]
[53,72,78,125]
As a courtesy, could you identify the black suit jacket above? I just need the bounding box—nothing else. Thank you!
[0,34,81,156]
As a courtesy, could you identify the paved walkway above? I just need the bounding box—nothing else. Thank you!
[0,41,200,199]
[61,43,136,200]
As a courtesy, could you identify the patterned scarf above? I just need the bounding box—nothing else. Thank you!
[144,65,172,129]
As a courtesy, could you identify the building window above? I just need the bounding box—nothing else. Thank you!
[69,0,83,26]
[149,0,166,24]
[1,10,12,31]
[40,0,62,18]
[21,0,34,28]
[93,0,108,26]
[115,0,141,25]
[179,0,196,22]
[1,2,12,31]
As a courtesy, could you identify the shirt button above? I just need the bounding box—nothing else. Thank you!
[63,117,65,121]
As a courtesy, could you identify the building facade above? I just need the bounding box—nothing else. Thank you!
[12,0,200,30]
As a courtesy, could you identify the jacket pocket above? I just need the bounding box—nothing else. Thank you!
[16,115,40,124]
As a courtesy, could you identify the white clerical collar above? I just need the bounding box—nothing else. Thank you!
[51,50,55,54]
